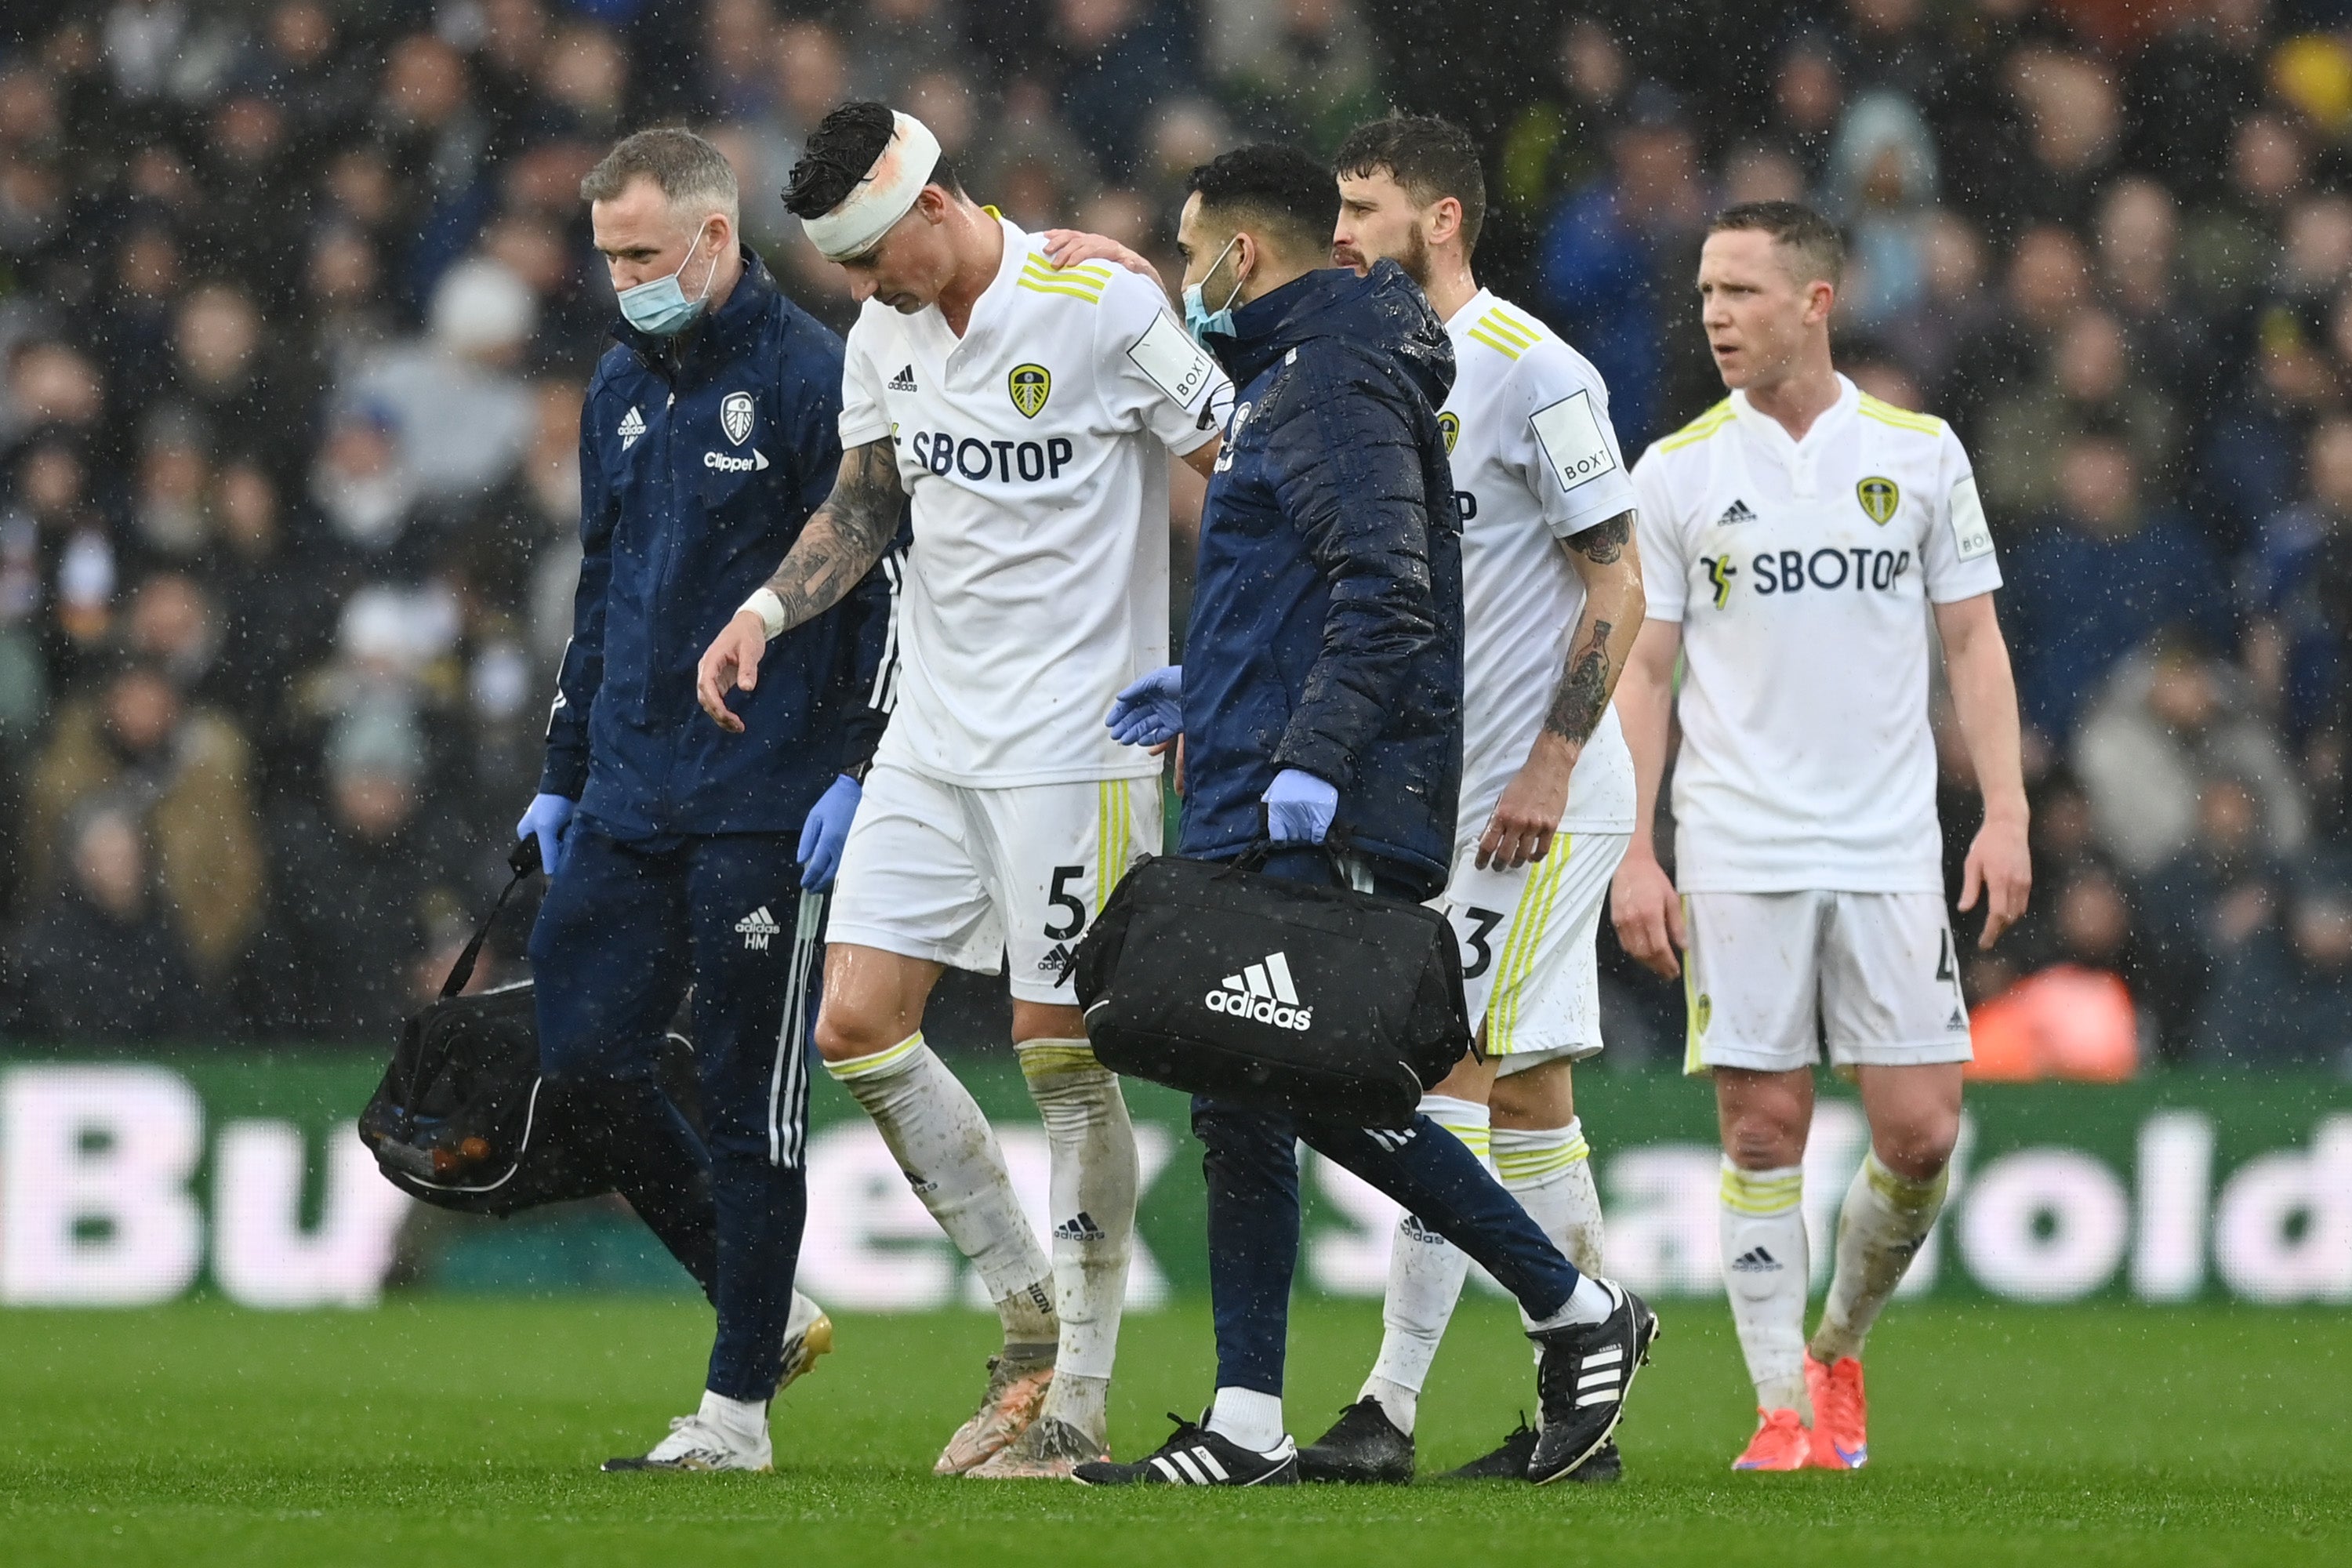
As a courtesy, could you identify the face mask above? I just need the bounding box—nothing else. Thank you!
[1182,236,1246,345]
[617,220,720,336]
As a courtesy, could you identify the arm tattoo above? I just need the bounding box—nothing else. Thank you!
[761,439,905,632]
[1565,510,1632,564]
[1545,619,1615,745]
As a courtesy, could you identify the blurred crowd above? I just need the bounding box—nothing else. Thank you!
[3,0,2351,1076]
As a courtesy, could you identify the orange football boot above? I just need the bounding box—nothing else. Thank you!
[1731,1407,1813,1472]
[1806,1355,1867,1470]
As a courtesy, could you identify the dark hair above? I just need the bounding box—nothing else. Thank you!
[1185,143,1338,257]
[1334,114,1487,256]
[1710,199,1845,288]
[784,100,961,220]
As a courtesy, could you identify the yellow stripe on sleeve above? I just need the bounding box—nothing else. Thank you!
[1485,303,1544,344]
[1017,277,1106,303]
[1465,325,1523,361]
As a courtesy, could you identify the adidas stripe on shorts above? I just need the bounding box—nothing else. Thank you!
[823,760,1160,1004]
[1436,828,1631,1072]
[1679,889,1975,1074]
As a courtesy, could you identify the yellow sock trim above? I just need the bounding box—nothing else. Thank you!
[1495,1133,1589,1181]
[1015,1036,1102,1078]
[1721,1160,1803,1216]
[1433,1120,1492,1162]
[824,1031,925,1081]
[1863,1151,1948,1213]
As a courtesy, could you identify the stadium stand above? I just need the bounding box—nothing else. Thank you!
[2,0,2348,1072]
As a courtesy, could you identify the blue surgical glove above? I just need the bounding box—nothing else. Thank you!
[1106,664,1182,747]
[516,793,575,877]
[796,773,862,891]
[1262,768,1338,844]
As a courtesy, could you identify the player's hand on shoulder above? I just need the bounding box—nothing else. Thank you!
[1610,847,1686,980]
[1041,229,1160,284]
[1959,814,2031,949]
[696,610,770,735]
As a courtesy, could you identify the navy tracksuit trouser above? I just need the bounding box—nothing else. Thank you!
[531,822,822,1402]
[1193,849,1584,1397]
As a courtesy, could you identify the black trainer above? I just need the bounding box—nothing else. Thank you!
[1297,1398,1414,1483]
[1073,1414,1299,1487]
[1436,1415,1535,1481]
[1527,1281,1661,1484]
[1439,1418,1622,1483]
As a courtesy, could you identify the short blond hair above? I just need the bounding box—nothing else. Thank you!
[581,127,739,229]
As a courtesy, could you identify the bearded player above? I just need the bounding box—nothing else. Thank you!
[1306,114,1644,1483]
[1613,201,2031,1471]
[697,103,1229,1478]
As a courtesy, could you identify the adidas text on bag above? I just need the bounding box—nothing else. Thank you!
[1205,950,1314,1030]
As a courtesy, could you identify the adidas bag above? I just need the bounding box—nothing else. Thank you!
[1069,848,1471,1128]
[357,839,698,1218]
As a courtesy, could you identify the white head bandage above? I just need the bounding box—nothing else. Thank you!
[800,112,942,263]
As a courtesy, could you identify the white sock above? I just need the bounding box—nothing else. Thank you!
[1495,1117,1606,1275]
[1361,1094,1487,1433]
[1018,1038,1137,1437]
[699,1387,766,1442]
[1207,1385,1284,1452]
[1811,1151,1949,1364]
[1720,1159,1811,1418]
[1361,1375,1418,1434]
[1524,1270,1614,1331]
[826,1032,1057,1349]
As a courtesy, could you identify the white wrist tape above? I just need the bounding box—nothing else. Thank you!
[739,587,787,640]
[800,112,942,262]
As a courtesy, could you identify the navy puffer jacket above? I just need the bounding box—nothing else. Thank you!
[543,249,898,840]
[1180,261,1464,897]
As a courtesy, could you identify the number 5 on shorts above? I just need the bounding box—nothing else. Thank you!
[1044,864,1087,941]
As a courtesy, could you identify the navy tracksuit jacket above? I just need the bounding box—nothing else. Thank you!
[1181,264,1581,1396]
[529,249,897,1400]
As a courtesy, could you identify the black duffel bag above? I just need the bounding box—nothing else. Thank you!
[1069,844,1472,1127]
[357,839,697,1217]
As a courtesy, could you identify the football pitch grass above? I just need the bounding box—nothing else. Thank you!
[2,1298,2346,1566]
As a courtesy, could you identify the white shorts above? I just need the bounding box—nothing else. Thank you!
[826,763,1161,1004]
[1436,829,1629,1073]
[1680,890,1974,1074]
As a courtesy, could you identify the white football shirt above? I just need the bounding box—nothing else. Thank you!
[1632,375,2002,892]
[838,216,1228,786]
[1443,291,1639,844]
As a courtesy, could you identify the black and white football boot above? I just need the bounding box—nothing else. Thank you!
[1438,1417,1622,1483]
[1297,1398,1414,1484]
[1436,1415,1537,1481]
[601,1411,771,1472]
[1526,1280,1660,1484]
[1072,1414,1298,1487]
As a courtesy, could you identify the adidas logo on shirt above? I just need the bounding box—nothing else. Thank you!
[735,906,780,951]
[887,364,918,391]
[1728,1246,1782,1273]
[618,407,646,450]
[1054,1211,1107,1243]
[1715,498,1757,526]
[1204,950,1313,1031]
